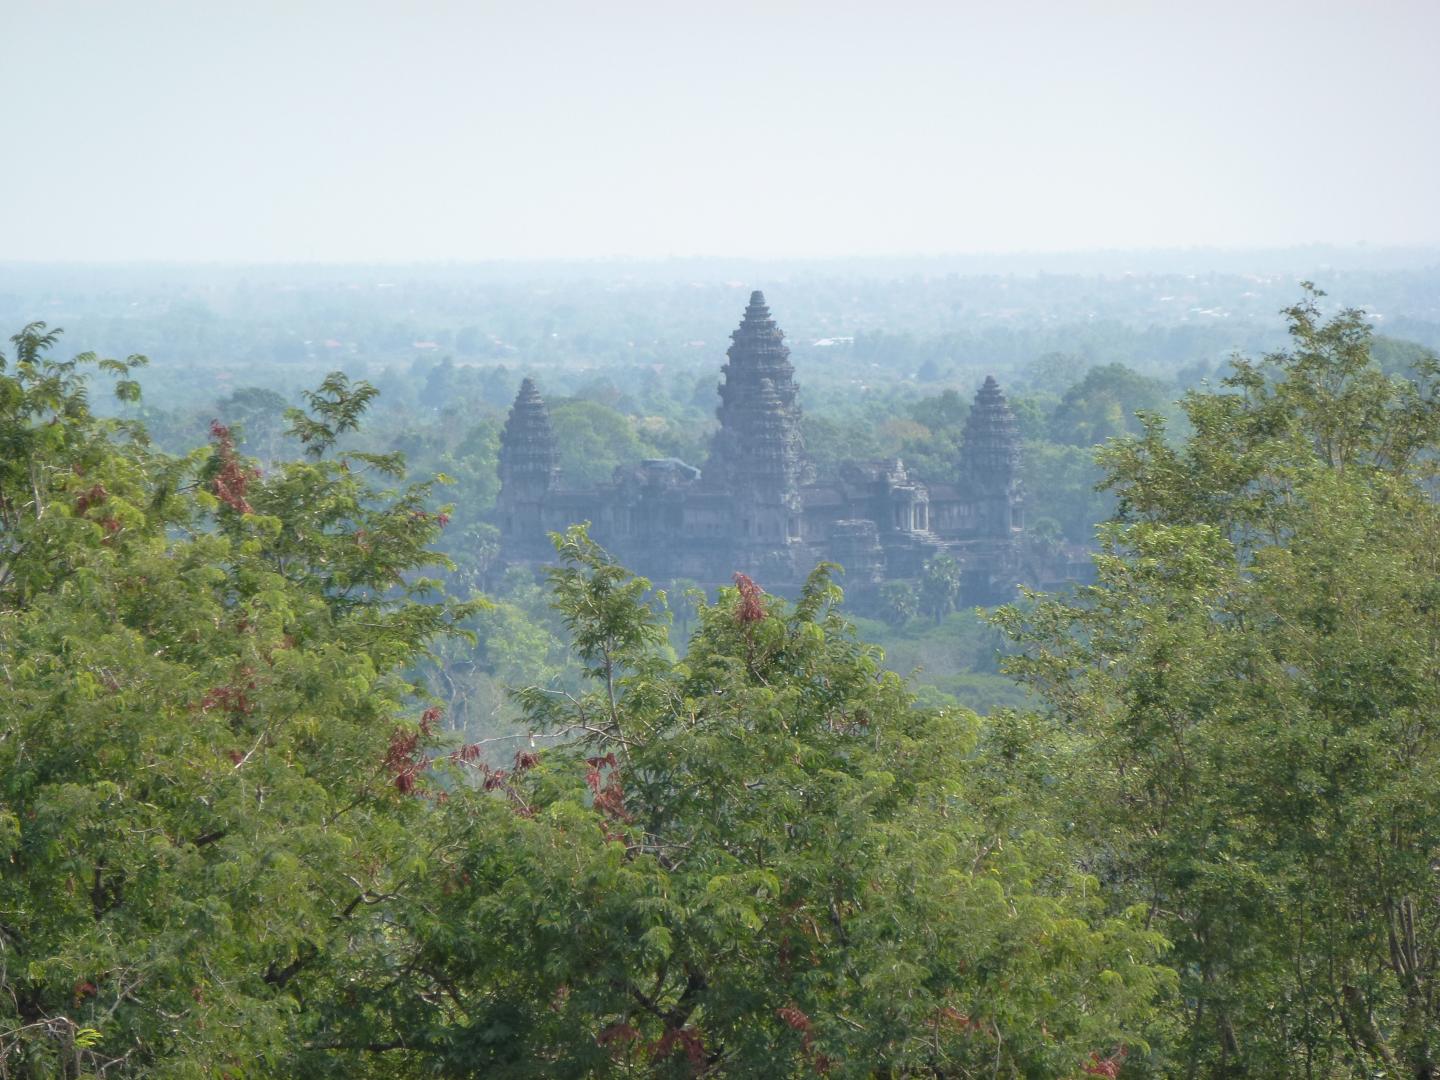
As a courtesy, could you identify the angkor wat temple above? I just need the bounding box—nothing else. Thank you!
[496,291,1032,603]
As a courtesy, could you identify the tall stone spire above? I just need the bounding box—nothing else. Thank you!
[498,377,559,499]
[962,375,1022,537]
[705,291,811,498]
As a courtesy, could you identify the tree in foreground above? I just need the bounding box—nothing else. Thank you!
[996,287,1440,1077]
[0,325,475,1077]
[363,530,1170,1078]
[1,323,1167,1077]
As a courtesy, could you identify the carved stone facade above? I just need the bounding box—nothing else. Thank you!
[496,291,1030,603]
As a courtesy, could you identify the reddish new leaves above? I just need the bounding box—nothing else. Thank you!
[209,420,258,514]
[586,753,631,826]
[442,739,539,817]
[385,707,445,794]
[200,667,258,717]
[597,1022,640,1049]
[1083,1047,1128,1077]
[777,1004,814,1049]
[733,572,765,624]
[449,742,481,764]
[778,1004,836,1072]
[652,1026,706,1069]
[384,727,425,794]
[74,483,108,514]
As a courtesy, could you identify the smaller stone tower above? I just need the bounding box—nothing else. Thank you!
[962,375,1022,538]
[497,378,559,559]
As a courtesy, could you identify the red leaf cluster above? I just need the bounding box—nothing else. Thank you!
[733,572,765,624]
[385,727,427,795]
[585,754,631,824]
[209,420,258,515]
[200,670,258,716]
[777,1004,815,1051]
[651,1026,705,1069]
[441,739,542,817]
[1083,1046,1128,1078]
[450,743,482,764]
[777,1003,811,1033]
[385,708,449,794]
[74,483,108,514]
[408,509,450,528]
[597,1022,640,1049]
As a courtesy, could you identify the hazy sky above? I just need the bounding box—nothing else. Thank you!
[4,0,1438,262]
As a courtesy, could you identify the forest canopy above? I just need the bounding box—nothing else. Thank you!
[4,287,1440,1078]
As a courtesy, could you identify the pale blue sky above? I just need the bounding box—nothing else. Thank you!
[3,0,1437,261]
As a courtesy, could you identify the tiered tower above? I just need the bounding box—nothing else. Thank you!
[704,291,812,550]
[496,378,559,558]
[962,375,1022,538]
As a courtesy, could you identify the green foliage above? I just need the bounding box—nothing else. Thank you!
[801,414,883,479]
[391,537,1169,1077]
[0,328,476,1077]
[996,286,1440,1076]
[918,552,962,622]
[284,371,381,457]
[849,608,1031,715]
[548,399,662,486]
[0,323,153,606]
[873,580,918,628]
[1021,440,1113,544]
[218,385,293,462]
[23,285,1440,1076]
[1046,363,1175,447]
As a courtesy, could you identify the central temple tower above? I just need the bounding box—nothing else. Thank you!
[961,375,1023,538]
[496,377,560,560]
[704,291,813,555]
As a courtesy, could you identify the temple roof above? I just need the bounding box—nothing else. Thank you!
[705,291,812,498]
[498,377,559,487]
[962,374,1020,478]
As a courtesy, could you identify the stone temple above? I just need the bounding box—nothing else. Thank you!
[496,291,1028,603]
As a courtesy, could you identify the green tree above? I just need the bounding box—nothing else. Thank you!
[996,286,1440,1077]
[800,415,884,480]
[1047,362,1173,447]
[1020,440,1112,544]
[216,385,292,463]
[0,325,476,1077]
[918,552,962,623]
[874,579,918,628]
[907,388,968,432]
[379,532,1170,1077]
[549,399,659,487]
